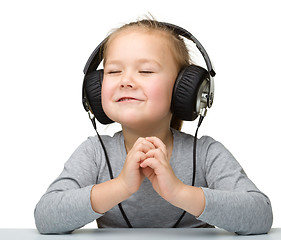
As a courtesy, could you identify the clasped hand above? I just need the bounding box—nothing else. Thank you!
[117,137,183,203]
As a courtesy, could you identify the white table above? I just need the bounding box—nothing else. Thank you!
[0,228,280,240]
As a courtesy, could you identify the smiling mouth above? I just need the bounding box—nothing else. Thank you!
[117,97,140,102]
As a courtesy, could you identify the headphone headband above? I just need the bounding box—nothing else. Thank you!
[83,37,108,75]
[83,22,216,77]
[160,22,216,77]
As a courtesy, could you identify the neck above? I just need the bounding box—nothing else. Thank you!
[122,125,174,157]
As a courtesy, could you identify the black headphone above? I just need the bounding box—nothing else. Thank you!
[82,22,216,124]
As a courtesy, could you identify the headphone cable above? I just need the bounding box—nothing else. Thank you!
[88,112,133,228]
[88,112,204,228]
[172,115,204,228]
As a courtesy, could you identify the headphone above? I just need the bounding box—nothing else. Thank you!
[82,22,216,124]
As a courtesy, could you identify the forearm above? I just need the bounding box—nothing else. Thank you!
[169,184,273,235]
[170,183,206,217]
[90,177,132,214]
[34,185,99,234]
[197,188,273,235]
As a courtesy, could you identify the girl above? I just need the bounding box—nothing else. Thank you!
[34,19,273,235]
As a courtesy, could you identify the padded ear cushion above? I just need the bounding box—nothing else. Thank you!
[83,69,114,124]
[171,65,209,121]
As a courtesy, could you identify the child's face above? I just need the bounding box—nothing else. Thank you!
[101,30,178,129]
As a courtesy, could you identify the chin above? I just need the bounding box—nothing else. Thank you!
[122,120,165,132]
[108,111,171,130]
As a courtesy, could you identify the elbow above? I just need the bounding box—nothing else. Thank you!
[251,193,273,235]
[34,207,48,234]
[34,205,54,234]
[236,216,273,235]
[34,210,73,234]
[34,203,72,235]
[261,205,273,234]
[262,212,274,235]
[236,198,273,235]
[254,205,273,235]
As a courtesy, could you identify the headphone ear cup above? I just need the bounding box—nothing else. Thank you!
[83,69,114,124]
[171,65,210,121]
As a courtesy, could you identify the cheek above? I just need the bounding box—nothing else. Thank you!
[147,82,174,109]
[152,75,175,101]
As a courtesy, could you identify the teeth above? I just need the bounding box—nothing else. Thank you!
[119,98,133,102]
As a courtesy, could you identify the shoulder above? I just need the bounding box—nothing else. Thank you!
[66,131,122,167]
[88,131,123,144]
[172,128,193,145]
[172,128,217,147]
[198,135,218,150]
[196,135,238,174]
[172,128,230,157]
[86,131,123,154]
[197,135,232,157]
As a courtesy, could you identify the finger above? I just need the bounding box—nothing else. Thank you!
[139,141,156,154]
[131,137,146,151]
[145,137,167,155]
[145,148,167,164]
[126,150,147,168]
[141,166,154,178]
[137,151,148,162]
[140,157,162,172]
[133,138,155,154]
[134,137,146,145]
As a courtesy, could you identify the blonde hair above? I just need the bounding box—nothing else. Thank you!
[103,19,192,131]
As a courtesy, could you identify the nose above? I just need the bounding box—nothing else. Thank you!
[120,82,133,88]
[120,72,134,89]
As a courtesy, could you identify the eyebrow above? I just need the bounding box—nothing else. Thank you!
[137,58,162,67]
[105,58,162,67]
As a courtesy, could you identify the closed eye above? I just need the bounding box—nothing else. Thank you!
[107,70,121,74]
[139,70,154,74]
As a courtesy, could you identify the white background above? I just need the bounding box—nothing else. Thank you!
[0,0,280,229]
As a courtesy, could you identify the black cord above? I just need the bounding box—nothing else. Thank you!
[173,115,204,228]
[88,113,133,228]
[192,115,204,186]
[88,112,204,229]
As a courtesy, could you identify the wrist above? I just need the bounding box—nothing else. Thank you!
[90,178,132,214]
[170,184,206,217]
[168,181,186,205]
[115,176,135,198]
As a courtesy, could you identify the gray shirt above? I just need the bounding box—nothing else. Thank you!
[34,129,273,235]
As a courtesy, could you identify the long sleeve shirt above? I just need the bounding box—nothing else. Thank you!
[34,129,273,234]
